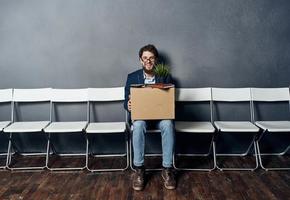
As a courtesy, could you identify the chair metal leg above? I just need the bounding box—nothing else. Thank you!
[45,133,51,169]
[85,134,89,169]
[87,132,129,172]
[7,132,47,171]
[213,141,217,169]
[215,134,259,171]
[260,144,290,156]
[256,126,289,157]
[216,135,256,157]
[46,133,87,171]
[0,134,9,169]
[6,134,12,168]
[47,153,87,171]
[173,135,216,171]
[255,129,290,171]
[256,140,290,171]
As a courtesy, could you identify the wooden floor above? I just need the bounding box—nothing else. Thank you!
[0,156,289,200]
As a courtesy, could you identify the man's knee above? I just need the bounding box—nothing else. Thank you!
[159,120,174,131]
[133,120,146,131]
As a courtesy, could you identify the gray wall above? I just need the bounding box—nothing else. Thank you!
[0,0,290,154]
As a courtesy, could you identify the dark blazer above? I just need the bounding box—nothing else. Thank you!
[124,69,172,114]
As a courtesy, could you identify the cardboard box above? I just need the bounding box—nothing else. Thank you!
[130,84,175,120]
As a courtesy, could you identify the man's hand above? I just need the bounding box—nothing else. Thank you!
[128,95,131,112]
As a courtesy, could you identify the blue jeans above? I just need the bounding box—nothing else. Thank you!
[132,120,174,168]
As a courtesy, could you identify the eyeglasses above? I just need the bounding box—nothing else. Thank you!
[141,56,156,62]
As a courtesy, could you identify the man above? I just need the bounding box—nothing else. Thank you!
[124,44,176,191]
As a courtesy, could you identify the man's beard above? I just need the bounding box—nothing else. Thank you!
[143,66,155,75]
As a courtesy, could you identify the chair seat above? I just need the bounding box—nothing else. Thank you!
[175,121,215,133]
[44,121,87,133]
[0,121,11,131]
[146,129,160,133]
[255,121,290,132]
[3,121,50,133]
[86,122,126,133]
[214,121,259,132]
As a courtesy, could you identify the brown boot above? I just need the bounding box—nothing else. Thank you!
[132,168,145,191]
[161,168,176,190]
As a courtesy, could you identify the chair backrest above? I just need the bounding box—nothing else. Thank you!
[50,89,89,122]
[251,87,290,121]
[0,89,13,102]
[212,88,252,102]
[88,87,125,123]
[51,88,88,102]
[88,87,124,101]
[176,88,211,102]
[13,88,51,102]
[12,88,51,122]
[0,89,13,121]
[251,87,290,102]
[175,88,213,122]
[211,88,253,121]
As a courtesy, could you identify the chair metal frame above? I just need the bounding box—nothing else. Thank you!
[4,88,51,171]
[212,88,259,171]
[44,88,89,171]
[173,88,216,171]
[85,87,129,172]
[251,87,290,171]
[0,89,13,169]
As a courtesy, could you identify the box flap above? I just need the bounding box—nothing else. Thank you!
[149,83,174,89]
[130,84,145,88]
[130,83,174,89]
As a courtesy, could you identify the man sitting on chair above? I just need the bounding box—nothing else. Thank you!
[124,44,176,191]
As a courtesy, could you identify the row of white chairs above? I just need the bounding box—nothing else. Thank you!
[0,87,290,171]
[0,88,128,172]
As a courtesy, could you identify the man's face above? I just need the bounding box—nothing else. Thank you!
[140,51,156,74]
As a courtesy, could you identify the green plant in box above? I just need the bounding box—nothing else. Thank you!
[154,63,170,77]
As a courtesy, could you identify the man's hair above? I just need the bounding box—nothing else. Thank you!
[138,44,159,58]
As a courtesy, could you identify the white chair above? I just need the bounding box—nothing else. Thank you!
[3,88,51,170]
[85,87,129,172]
[173,88,216,171]
[212,88,259,171]
[44,89,89,171]
[0,89,13,169]
[251,87,290,171]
